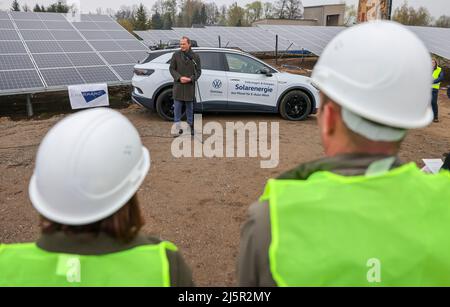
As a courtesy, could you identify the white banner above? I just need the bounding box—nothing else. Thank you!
[68,83,110,110]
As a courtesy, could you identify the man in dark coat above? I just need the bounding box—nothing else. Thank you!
[169,36,201,136]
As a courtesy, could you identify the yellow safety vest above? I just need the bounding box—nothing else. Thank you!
[0,241,177,287]
[261,163,450,286]
[433,66,442,90]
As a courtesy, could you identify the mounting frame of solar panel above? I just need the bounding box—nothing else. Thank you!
[0,11,149,96]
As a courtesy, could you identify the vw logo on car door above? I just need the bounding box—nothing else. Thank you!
[212,79,222,89]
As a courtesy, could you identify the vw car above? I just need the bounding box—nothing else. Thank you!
[132,48,320,121]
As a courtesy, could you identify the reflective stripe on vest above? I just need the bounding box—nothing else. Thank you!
[260,163,450,286]
[0,241,177,286]
[433,66,442,90]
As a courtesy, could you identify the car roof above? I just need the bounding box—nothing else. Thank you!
[148,47,248,56]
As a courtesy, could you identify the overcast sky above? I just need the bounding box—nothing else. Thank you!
[0,0,448,18]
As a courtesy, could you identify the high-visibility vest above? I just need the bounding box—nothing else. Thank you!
[260,163,450,286]
[0,241,177,286]
[433,66,442,90]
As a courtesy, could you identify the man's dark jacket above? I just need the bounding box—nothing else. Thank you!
[169,49,201,102]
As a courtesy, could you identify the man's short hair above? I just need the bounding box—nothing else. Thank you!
[180,36,191,45]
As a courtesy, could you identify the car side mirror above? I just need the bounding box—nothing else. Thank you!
[260,68,272,77]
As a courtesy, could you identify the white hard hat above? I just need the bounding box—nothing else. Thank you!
[312,21,433,130]
[29,108,150,226]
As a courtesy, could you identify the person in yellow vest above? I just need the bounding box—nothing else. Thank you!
[0,108,193,286]
[431,59,444,123]
[238,21,450,287]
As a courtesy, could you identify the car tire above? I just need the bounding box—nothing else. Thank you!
[279,90,312,121]
[156,88,185,121]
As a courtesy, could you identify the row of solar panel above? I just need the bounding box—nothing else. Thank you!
[0,29,138,41]
[0,12,149,93]
[0,11,112,21]
[135,25,450,59]
[0,40,146,54]
[136,27,297,53]
[0,51,146,68]
[0,64,134,90]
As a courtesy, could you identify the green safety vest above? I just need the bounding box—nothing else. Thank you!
[0,241,177,287]
[260,163,450,286]
[433,66,442,90]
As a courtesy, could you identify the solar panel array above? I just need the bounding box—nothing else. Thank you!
[409,26,450,60]
[134,30,179,46]
[135,25,450,60]
[204,26,292,52]
[135,27,292,52]
[259,25,450,59]
[0,11,149,95]
[257,25,345,55]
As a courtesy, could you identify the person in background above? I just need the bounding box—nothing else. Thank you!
[169,36,202,136]
[238,22,450,287]
[0,108,193,287]
[431,59,444,123]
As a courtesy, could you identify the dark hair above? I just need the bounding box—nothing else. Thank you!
[40,194,144,243]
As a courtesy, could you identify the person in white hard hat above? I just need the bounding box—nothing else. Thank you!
[238,21,450,287]
[0,108,194,287]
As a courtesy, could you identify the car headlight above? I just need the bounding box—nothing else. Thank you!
[134,68,155,76]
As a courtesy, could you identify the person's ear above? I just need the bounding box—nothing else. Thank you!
[320,102,340,137]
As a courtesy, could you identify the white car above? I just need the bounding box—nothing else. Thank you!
[132,47,320,121]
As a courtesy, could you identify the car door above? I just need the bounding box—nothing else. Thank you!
[224,53,278,111]
[195,51,228,111]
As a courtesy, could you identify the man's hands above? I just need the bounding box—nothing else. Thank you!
[180,76,192,84]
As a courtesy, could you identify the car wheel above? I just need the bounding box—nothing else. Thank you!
[156,88,185,121]
[279,90,312,121]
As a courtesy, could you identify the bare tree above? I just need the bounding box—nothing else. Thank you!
[393,2,432,26]
[435,15,450,28]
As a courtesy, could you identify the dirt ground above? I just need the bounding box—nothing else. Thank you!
[1,87,449,286]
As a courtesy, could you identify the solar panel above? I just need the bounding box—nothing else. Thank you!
[0,30,20,41]
[73,22,101,30]
[40,68,84,86]
[111,65,135,80]
[127,51,149,62]
[0,54,35,70]
[27,41,63,53]
[0,11,9,20]
[0,41,27,54]
[77,66,120,83]
[0,11,148,95]
[134,30,178,46]
[81,30,109,40]
[45,21,74,30]
[0,20,14,29]
[50,30,83,40]
[409,26,450,60]
[256,25,346,55]
[37,12,66,21]
[33,53,73,69]
[21,30,55,41]
[105,31,135,40]
[10,11,39,20]
[58,41,94,52]
[66,52,105,66]
[15,20,47,30]
[0,70,44,91]
[90,40,122,51]
[100,52,136,65]
[116,40,148,51]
